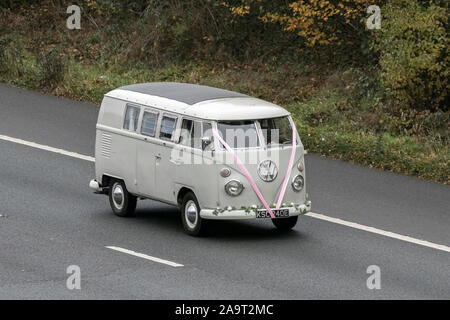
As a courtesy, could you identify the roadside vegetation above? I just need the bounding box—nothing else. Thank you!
[0,1,448,184]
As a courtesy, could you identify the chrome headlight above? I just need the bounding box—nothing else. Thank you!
[291,175,304,192]
[225,180,244,196]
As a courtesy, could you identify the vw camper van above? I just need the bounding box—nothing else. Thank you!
[89,82,311,236]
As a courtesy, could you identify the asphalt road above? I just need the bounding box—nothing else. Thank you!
[0,83,449,299]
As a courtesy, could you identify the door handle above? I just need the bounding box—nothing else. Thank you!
[155,154,162,160]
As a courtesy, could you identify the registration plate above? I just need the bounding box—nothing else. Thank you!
[256,209,289,219]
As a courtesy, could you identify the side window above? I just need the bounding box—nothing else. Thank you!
[123,105,140,131]
[180,119,201,149]
[141,111,158,137]
[192,121,202,149]
[159,115,177,141]
[180,119,192,146]
[203,122,212,138]
[202,122,214,151]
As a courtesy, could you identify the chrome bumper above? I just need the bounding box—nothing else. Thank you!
[200,201,311,220]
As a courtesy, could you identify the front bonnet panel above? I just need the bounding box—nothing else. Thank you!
[215,145,306,210]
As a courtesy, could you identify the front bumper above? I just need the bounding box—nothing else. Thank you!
[200,201,311,220]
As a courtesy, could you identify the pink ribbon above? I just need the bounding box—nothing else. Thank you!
[213,122,298,219]
[213,128,276,219]
[275,124,297,209]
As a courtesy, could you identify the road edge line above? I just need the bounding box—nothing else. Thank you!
[306,212,450,253]
[0,134,94,162]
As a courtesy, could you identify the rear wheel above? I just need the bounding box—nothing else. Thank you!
[272,216,298,231]
[181,192,205,236]
[108,180,137,217]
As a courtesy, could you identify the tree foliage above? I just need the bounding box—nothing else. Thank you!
[371,0,449,111]
[224,0,369,46]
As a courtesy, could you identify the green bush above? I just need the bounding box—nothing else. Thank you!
[0,37,7,71]
[371,1,449,112]
[0,35,24,78]
[73,0,303,65]
[38,49,66,88]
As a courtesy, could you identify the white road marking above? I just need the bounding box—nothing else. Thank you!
[106,246,184,267]
[306,212,450,253]
[1,134,449,254]
[0,134,94,162]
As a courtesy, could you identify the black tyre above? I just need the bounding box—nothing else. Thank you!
[181,192,205,236]
[272,216,298,231]
[108,180,137,217]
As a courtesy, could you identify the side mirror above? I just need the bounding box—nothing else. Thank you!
[201,136,213,150]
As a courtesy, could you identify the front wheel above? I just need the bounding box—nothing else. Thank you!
[272,216,298,231]
[108,180,137,217]
[181,192,205,236]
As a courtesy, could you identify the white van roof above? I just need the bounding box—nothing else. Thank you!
[105,82,290,120]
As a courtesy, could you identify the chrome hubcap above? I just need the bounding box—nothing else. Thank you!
[185,200,198,229]
[112,183,124,210]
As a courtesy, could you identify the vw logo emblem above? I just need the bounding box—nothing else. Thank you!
[258,160,278,182]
